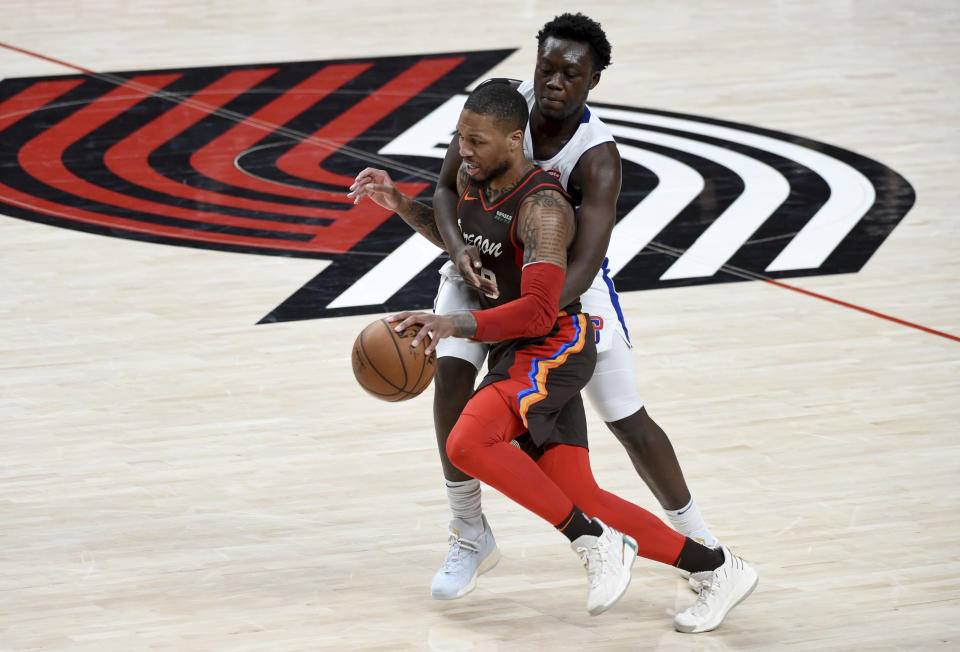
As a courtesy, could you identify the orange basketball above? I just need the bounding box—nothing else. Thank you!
[352,318,437,401]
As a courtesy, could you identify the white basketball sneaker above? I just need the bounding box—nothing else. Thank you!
[674,546,758,633]
[570,519,638,616]
[430,516,500,600]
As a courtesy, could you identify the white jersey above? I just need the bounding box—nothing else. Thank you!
[517,80,616,195]
[516,80,629,352]
[436,80,641,421]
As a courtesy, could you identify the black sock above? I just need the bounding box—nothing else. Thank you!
[555,505,602,542]
[673,537,724,573]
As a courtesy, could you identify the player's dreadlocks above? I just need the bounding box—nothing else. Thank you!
[536,13,612,72]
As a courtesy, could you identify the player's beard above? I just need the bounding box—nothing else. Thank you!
[477,159,512,189]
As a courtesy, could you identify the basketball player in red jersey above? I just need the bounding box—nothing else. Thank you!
[353,12,723,608]
[378,82,757,631]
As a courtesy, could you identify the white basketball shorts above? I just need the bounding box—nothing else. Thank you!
[433,258,644,422]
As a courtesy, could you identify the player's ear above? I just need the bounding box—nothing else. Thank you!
[589,71,601,90]
[509,129,523,151]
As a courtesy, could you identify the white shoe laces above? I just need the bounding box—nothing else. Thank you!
[688,566,725,616]
[575,543,605,589]
[441,532,480,571]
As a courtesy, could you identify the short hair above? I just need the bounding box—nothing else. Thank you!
[463,82,529,133]
[536,12,612,72]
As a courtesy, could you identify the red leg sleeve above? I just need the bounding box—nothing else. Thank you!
[447,385,574,526]
[536,444,686,566]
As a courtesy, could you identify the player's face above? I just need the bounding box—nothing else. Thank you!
[456,109,515,184]
[533,37,601,121]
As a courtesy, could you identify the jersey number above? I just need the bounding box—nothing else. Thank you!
[479,267,499,299]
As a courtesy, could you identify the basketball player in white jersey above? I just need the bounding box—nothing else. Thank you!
[351,13,721,601]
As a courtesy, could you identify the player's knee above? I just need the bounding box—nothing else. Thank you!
[608,407,664,457]
[587,381,644,426]
[446,415,483,473]
[433,359,479,433]
[434,357,478,402]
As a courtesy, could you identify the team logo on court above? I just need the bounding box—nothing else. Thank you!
[0,52,914,322]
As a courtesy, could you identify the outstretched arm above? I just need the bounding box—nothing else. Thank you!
[348,167,445,250]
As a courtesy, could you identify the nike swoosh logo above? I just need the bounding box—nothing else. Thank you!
[464,193,477,200]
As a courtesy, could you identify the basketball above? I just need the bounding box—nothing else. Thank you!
[352,319,437,401]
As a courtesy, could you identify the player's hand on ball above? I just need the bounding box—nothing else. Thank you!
[389,312,457,355]
[352,318,435,401]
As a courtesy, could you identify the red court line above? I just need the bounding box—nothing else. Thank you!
[0,41,93,74]
[762,278,959,343]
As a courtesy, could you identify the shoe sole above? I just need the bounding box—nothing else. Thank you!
[674,570,758,633]
[430,546,501,600]
[588,535,638,616]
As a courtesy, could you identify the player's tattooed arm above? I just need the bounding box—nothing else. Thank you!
[449,310,478,339]
[389,310,477,354]
[394,198,445,249]
[516,189,575,270]
[348,167,445,249]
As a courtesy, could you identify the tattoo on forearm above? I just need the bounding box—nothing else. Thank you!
[451,311,478,338]
[517,189,573,268]
[398,199,445,250]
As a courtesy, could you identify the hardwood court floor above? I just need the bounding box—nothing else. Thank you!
[1,1,958,650]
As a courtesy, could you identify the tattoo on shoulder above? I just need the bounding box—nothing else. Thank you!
[517,189,573,268]
[523,188,569,213]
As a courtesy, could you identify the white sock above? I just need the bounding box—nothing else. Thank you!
[445,478,483,534]
[664,496,718,548]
